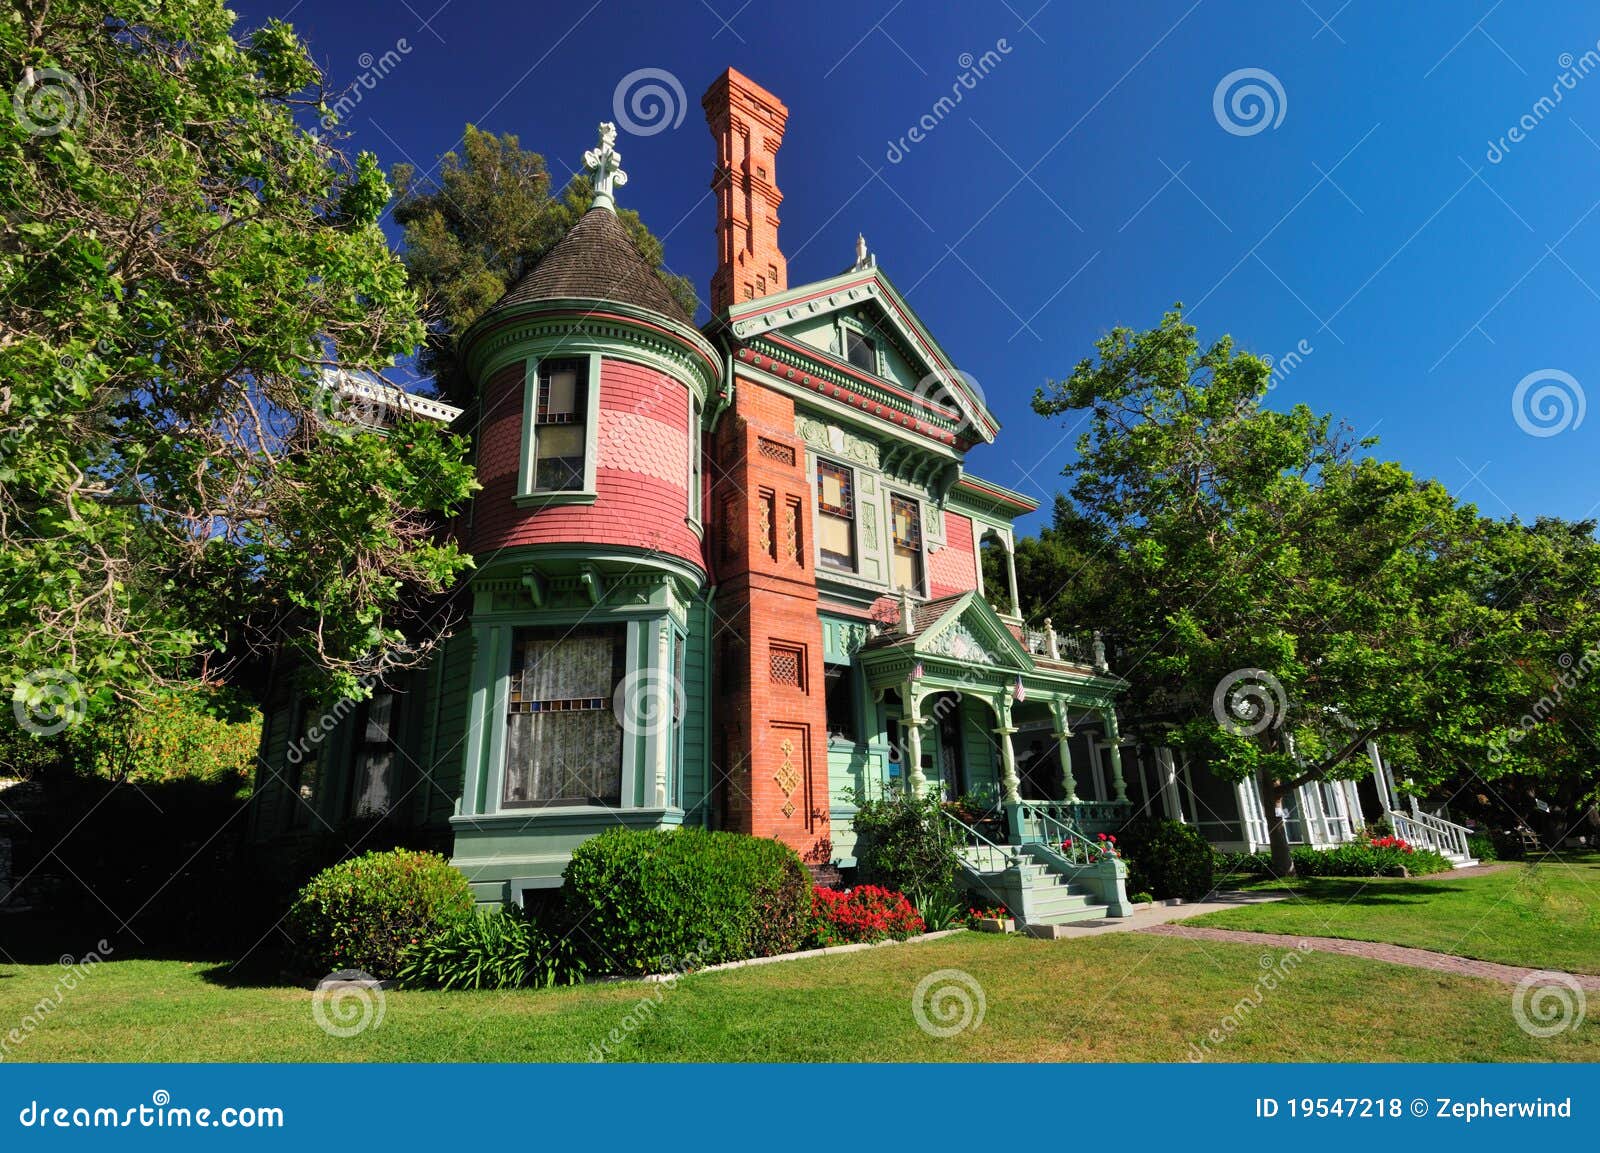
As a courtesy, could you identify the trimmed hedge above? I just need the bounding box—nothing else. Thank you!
[562,827,813,974]
[284,849,474,978]
[1120,818,1216,899]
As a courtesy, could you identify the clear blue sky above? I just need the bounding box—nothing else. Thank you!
[238,0,1600,534]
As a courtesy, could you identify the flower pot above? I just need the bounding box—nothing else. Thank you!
[975,917,1015,934]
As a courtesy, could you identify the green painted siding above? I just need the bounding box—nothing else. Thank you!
[416,629,473,830]
[680,597,710,823]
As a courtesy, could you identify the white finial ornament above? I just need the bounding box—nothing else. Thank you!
[584,122,628,212]
[854,232,874,270]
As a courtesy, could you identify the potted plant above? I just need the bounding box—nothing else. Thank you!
[966,903,1014,933]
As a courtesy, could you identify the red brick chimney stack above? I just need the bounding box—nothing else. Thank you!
[703,68,788,315]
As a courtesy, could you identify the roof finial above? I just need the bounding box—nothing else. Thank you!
[584,122,627,212]
[854,232,874,271]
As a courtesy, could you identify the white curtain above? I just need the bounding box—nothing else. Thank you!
[504,630,622,805]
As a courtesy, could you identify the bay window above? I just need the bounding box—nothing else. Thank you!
[503,624,626,807]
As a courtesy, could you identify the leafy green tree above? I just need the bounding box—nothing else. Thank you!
[1,1,476,722]
[393,126,699,404]
[1030,307,1600,873]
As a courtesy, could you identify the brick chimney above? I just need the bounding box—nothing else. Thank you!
[703,68,788,315]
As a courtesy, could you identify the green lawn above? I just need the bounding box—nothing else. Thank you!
[1194,853,1600,974]
[1,930,1592,1062]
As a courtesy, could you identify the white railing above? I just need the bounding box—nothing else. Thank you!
[1388,810,1473,860]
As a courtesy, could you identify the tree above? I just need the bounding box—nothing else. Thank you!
[1030,307,1600,873]
[1,0,476,725]
[393,126,699,405]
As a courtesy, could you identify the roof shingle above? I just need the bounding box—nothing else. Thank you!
[492,207,691,322]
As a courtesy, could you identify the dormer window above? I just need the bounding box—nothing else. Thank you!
[533,358,587,491]
[890,494,924,593]
[844,328,877,374]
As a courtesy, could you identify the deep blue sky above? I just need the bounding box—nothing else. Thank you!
[239,0,1600,534]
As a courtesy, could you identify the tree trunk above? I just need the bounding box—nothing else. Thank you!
[1257,764,1294,877]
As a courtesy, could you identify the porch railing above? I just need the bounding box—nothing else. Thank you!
[1388,809,1473,859]
[1009,801,1114,868]
[940,810,1023,874]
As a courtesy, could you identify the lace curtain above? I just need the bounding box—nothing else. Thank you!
[503,627,623,805]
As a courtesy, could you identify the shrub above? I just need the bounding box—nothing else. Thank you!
[1467,832,1498,862]
[284,849,473,978]
[1128,891,1155,904]
[810,885,924,947]
[1215,850,1273,877]
[1118,818,1215,899]
[848,786,960,902]
[913,889,964,932]
[398,905,588,990]
[1291,840,1452,877]
[562,827,812,975]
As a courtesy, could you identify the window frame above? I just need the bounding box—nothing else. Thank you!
[348,690,400,820]
[822,662,859,746]
[815,457,858,573]
[516,352,602,507]
[887,490,927,596]
[838,314,882,377]
[500,622,628,809]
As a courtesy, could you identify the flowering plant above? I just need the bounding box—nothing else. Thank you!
[964,903,1009,929]
[1369,835,1414,853]
[810,885,924,947]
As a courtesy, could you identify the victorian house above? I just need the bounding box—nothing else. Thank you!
[250,70,1474,928]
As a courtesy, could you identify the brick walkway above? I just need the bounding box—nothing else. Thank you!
[1141,923,1600,990]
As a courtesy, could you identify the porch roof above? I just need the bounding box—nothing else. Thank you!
[857,591,1124,708]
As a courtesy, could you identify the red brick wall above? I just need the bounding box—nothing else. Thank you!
[470,357,703,571]
[929,511,978,597]
[709,378,831,862]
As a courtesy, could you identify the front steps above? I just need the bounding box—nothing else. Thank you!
[959,847,1114,927]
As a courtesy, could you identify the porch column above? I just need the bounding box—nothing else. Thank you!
[904,684,926,793]
[1366,739,1394,813]
[1101,707,1128,803]
[1051,698,1078,803]
[995,697,1021,804]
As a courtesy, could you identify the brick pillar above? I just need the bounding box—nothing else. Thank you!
[703,68,788,315]
[709,379,830,863]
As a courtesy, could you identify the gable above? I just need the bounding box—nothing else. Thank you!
[915,593,1034,671]
[726,266,997,444]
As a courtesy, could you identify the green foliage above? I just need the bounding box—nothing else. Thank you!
[809,885,924,947]
[561,827,813,975]
[1,1,477,711]
[1214,850,1273,878]
[67,687,260,791]
[1026,305,1600,873]
[397,905,587,990]
[913,889,965,932]
[1468,832,1501,862]
[1128,892,1155,904]
[847,786,961,902]
[1290,843,1452,878]
[285,849,474,978]
[1118,818,1215,899]
[393,127,699,403]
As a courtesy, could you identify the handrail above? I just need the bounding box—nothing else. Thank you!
[941,809,1022,873]
[1012,800,1112,867]
[1387,809,1472,859]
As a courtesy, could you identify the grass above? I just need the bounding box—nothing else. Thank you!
[1,930,1593,1063]
[1193,853,1600,974]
